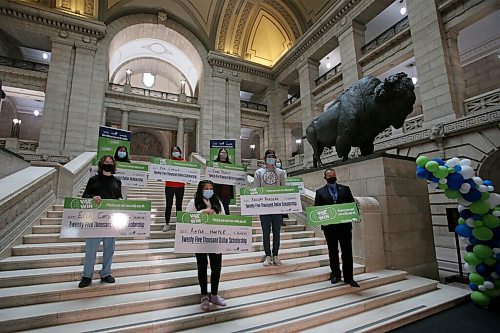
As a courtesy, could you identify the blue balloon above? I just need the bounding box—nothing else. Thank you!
[466,245,474,252]
[447,172,465,190]
[416,166,429,179]
[476,264,490,275]
[469,236,479,245]
[463,188,482,202]
[431,177,440,183]
[454,165,462,172]
[472,214,482,220]
[455,224,473,237]
[483,180,493,186]
[495,263,500,275]
[469,282,478,291]
[465,179,476,187]
[432,158,445,166]
[495,253,500,260]
[460,210,473,219]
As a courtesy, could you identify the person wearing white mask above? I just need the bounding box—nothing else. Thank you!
[254,149,286,266]
[186,180,227,311]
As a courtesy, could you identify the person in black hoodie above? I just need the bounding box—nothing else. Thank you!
[78,155,122,288]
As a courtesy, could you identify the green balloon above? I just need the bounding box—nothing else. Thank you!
[471,291,490,307]
[464,252,482,265]
[473,245,493,259]
[434,166,449,178]
[448,167,455,173]
[475,220,484,227]
[438,184,448,190]
[425,161,439,172]
[472,226,494,241]
[494,279,500,289]
[484,289,500,298]
[458,217,465,224]
[416,156,429,168]
[483,214,500,229]
[470,201,490,215]
[469,273,485,285]
[481,192,490,200]
[445,189,461,199]
[484,258,496,266]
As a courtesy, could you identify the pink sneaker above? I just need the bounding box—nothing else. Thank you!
[201,295,210,311]
[209,294,227,306]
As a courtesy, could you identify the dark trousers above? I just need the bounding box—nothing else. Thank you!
[195,253,222,295]
[323,227,353,281]
[165,187,184,225]
[260,214,283,256]
[220,197,231,215]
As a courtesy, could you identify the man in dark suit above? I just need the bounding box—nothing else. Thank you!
[314,168,359,287]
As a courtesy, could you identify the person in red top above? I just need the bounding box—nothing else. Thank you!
[163,146,186,232]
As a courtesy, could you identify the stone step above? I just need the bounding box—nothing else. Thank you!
[11,236,326,258]
[0,243,327,271]
[0,252,332,288]
[3,267,392,333]
[173,276,438,333]
[0,248,339,308]
[22,226,307,243]
[301,285,469,333]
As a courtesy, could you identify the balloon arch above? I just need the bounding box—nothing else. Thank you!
[416,156,500,307]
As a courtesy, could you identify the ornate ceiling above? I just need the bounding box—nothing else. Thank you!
[104,0,337,67]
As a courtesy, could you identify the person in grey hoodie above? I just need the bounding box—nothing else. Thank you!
[254,149,286,266]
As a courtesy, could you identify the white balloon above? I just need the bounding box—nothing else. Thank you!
[465,219,476,228]
[473,177,483,186]
[464,263,471,272]
[484,281,494,289]
[493,210,500,217]
[486,193,500,209]
[459,165,475,179]
[493,248,500,254]
[460,159,472,166]
[460,183,471,193]
[492,272,499,279]
[478,285,486,291]
[487,185,495,192]
[457,197,471,206]
[439,178,448,184]
[458,205,467,212]
[478,185,488,192]
[446,157,460,167]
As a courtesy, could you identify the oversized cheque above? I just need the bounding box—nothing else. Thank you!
[240,186,302,215]
[149,158,201,184]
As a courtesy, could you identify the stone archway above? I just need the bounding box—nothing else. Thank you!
[478,148,500,188]
[131,131,165,158]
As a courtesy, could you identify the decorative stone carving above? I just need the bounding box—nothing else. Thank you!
[131,132,163,157]
[61,0,71,10]
[84,0,94,15]
[430,123,445,140]
[59,30,69,38]
[158,11,168,26]
[232,2,253,54]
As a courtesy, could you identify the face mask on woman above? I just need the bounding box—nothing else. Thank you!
[102,163,114,173]
[203,189,214,199]
[117,151,126,158]
[276,162,282,168]
[266,158,276,165]
[172,151,181,158]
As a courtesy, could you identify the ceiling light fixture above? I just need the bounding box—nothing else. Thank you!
[42,53,48,60]
[34,110,40,116]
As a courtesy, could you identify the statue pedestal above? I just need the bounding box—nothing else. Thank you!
[5,138,19,152]
[301,153,438,279]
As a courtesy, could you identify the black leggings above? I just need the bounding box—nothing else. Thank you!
[195,253,222,295]
[165,187,184,225]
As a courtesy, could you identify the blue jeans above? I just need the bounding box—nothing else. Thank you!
[260,214,283,256]
[82,237,116,278]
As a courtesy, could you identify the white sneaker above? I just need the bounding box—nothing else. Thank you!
[263,256,272,266]
[162,225,170,232]
[273,256,282,266]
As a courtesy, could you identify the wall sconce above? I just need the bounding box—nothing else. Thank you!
[11,118,21,138]
[250,144,256,158]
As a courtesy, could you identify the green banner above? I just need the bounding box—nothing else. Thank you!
[150,157,201,169]
[176,212,252,226]
[286,177,303,182]
[97,126,131,161]
[206,161,247,171]
[64,197,151,211]
[240,185,299,195]
[209,140,236,164]
[116,162,149,172]
[306,203,360,226]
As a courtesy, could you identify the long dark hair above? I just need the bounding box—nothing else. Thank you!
[194,180,222,213]
[215,148,231,164]
[97,155,116,174]
[114,146,131,162]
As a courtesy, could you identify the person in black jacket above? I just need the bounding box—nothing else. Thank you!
[314,168,359,287]
[212,148,234,215]
[78,155,122,288]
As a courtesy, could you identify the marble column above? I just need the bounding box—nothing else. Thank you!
[121,110,129,131]
[338,20,366,88]
[176,117,184,148]
[407,0,459,122]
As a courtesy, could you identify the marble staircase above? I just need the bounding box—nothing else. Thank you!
[0,179,469,332]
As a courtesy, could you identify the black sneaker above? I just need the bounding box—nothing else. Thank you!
[78,277,92,288]
[100,275,115,283]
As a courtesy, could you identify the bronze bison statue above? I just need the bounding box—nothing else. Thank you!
[306,73,416,167]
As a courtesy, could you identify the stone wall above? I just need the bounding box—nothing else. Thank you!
[464,53,500,99]
[0,147,29,179]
